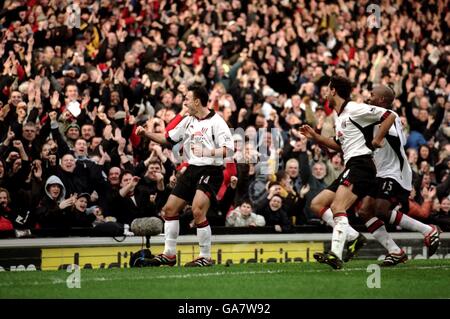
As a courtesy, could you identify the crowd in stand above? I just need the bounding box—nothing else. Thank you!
[0,0,449,237]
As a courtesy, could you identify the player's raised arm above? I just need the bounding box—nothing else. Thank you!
[135,125,168,145]
[300,124,342,152]
[136,114,189,146]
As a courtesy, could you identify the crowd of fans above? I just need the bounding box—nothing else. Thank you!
[0,0,449,238]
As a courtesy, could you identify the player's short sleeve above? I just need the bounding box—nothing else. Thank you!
[166,116,190,144]
[214,116,234,150]
[350,102,392,127]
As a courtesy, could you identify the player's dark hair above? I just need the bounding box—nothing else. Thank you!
[329,76,352,100]
[188,85,209,107]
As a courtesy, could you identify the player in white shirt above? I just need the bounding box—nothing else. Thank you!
[135,85,234,267]
[358,85,441,260]
[301,76,398,269]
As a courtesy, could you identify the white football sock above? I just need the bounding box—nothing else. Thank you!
[322,208,359,241]
[331,215,349,260]
[366,217,401,254]
[389,210,432,235]
[197,224,212,259]
[163,219,179,256]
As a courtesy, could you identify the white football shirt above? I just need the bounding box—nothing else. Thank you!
[166,111,234,166]
[335,101,392,165]
[373,114,413,191]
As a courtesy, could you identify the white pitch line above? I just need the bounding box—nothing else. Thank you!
[0,270,285,287]
[0,265,449,288]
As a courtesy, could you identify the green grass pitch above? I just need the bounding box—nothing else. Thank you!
[1,259,449,299]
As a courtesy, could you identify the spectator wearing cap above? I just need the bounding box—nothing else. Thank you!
[64,122,81,149]
[64,192,97,229]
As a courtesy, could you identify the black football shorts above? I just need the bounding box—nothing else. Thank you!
[171,165,223,204]
[375,177,410,212]
[327,155,377,199]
